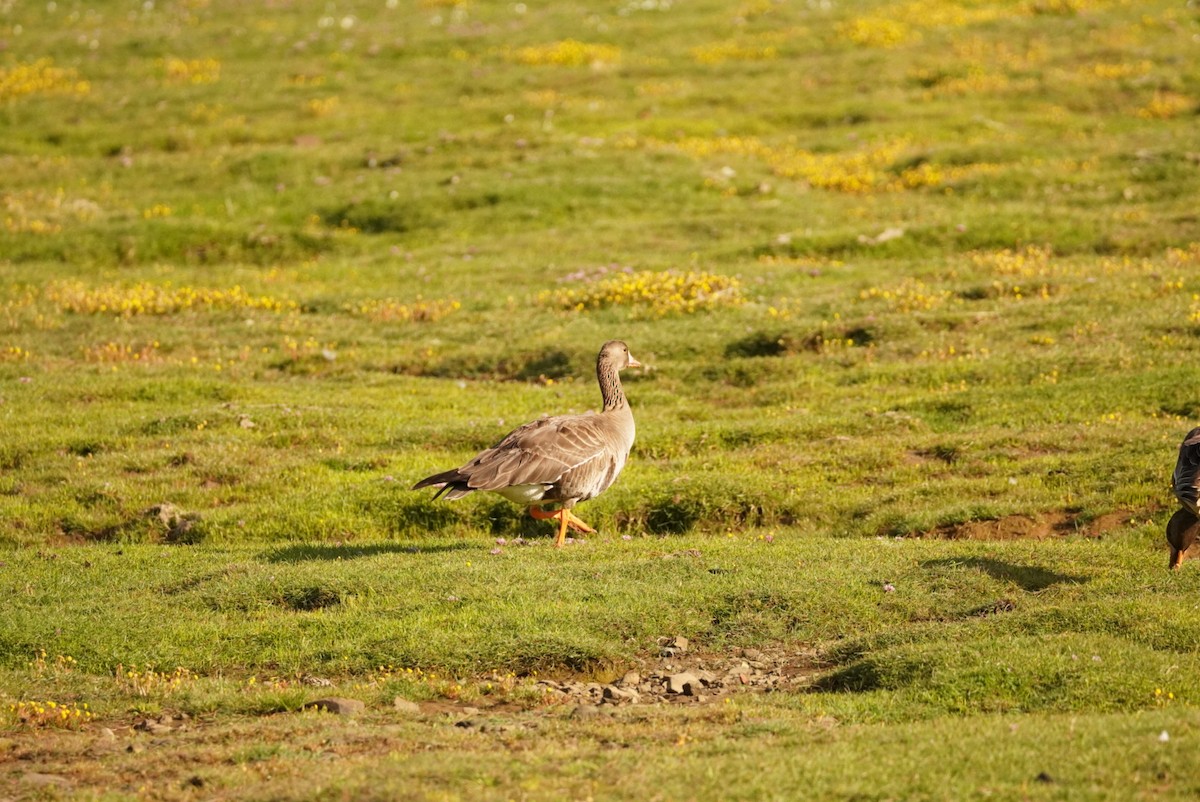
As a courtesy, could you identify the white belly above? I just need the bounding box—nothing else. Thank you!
[496,483,551,505]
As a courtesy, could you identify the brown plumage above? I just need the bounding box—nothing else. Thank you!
[1167,509,1199,570]
[1168,426,1200,569]
[413,340,640,547]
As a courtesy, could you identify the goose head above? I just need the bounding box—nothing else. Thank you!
[1167,508,1200,569]
[599,339,641,371]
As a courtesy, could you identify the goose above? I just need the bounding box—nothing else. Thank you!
[413,340,641,547]
[1168,426,1200,569]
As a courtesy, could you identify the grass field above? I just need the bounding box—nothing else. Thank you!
[2,0,1200,798]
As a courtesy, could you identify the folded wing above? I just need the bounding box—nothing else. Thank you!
[1173,427,1200,514]
[414,412,619,501]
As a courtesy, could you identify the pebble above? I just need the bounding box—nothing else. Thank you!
[88,728,120,756]
[571,704,602,719]
[667,671,701,695]
[22,773,71,789]
[134,719,173,736]
[661,635,690,657]
[303,697,365,716]
[393,697,421,714]
[602,685,638,704]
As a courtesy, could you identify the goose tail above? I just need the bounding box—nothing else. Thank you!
[412,469,473,500]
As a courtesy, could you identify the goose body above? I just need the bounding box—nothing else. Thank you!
[1168,426,1200,568]
[413,340,640,546]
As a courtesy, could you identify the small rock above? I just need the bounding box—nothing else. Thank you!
[1035,772,1054,784]
[87,732,119,756]
[303,697,365,716]
[146,503,201,543]
[602,685,638,704]
[22,773,71,789]
[857,226,905,245]
[98,727,116,741]
[303,676,333,687]
[669,636,689,654]
[454,718,482,730]
[670,549,702,559]
[393,697,420,714]
[134,718,173,735]
[693,669,717,686]
[667,672,701,695]
[619,670,641,687]
[571,705,602,719]
[741,648,765,661]
[126,742,145,754]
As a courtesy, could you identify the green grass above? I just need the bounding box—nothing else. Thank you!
[3,0,1200,797]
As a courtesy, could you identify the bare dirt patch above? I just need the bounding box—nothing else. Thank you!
[0,643,821,798]
[530,639,819,713]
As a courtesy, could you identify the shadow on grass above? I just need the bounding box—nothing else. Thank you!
[922,557,1087,592]
[261,542,475,563]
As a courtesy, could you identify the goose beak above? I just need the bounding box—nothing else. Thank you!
[627,355,642,369]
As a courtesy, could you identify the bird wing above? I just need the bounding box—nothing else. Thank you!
[456,412,616,494]
[1172,427,1200,513]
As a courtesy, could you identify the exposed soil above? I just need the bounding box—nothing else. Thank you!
[526,638,819,713]
[0,643,822,798]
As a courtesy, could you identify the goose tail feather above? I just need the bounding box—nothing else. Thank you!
[413,469,473,500]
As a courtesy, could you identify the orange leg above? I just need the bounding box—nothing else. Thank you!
[562,510,595,534]
[529,506,594,546]
[555,511,570,548]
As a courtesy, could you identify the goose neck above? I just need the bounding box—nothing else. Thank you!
[597,358,628,412]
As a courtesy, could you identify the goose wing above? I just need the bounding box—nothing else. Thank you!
[451,412,620,497]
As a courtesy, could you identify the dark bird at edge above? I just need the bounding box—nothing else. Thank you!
[1168,426,1200,569]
